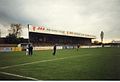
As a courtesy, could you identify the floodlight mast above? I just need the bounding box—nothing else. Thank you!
[0,29,1,38]
[28,24,30,43]
[100,31,104,47]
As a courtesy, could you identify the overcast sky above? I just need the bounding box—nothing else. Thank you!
[0,0,120,42]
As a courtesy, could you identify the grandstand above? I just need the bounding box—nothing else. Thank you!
[0,25,96,51]
[28,25,96,46]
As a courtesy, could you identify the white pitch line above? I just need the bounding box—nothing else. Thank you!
[0,71,39,80]
[1,54,90,69]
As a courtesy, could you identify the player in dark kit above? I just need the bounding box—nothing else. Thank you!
[53,44,57,56]
[28,44,33,55]
[77,44,80,51]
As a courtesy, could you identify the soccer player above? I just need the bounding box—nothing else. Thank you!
[26,44,29,55]
[29,44,33,55]
[53,44,57,56]
[77,44,80,51]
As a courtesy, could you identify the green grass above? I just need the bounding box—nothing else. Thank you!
[0,48,120,80]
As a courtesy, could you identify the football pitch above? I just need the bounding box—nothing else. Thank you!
[0,48,120,80]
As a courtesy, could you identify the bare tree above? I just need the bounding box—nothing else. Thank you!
[9,24,22,38]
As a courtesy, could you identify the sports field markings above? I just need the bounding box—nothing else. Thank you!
[0,71,39,80]
[0,54,90,69]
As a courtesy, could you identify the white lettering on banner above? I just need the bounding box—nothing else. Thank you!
[29,25,96,38]
[33,46,62,50]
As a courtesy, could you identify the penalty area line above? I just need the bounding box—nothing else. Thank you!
[0,71,39,80]
[0,54,90,69]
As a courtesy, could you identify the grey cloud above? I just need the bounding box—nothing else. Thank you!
[0,0,120,41]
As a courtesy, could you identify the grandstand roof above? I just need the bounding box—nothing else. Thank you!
[29,25,96,39]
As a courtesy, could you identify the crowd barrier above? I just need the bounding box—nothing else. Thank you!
[33,46,63,50]
[0,45,111,52]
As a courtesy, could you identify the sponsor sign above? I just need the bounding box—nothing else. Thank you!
[0,47,12,52]
[0,47,22,52]
[29,25,96,39]
[12,47,22,51]
[33,46,62,50]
